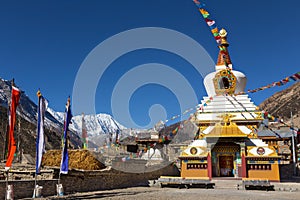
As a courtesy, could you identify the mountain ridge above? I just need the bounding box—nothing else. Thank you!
[0,78,82,160]
[1,76,299,160]
[259,82,300,128]
[0,77,126,153]
[47,109,125,137]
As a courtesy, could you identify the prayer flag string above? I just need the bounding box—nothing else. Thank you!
[193,0,221,44]
[238,72,300,95]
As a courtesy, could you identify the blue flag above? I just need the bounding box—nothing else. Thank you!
[36,91,48,174]
[60,97,72,174]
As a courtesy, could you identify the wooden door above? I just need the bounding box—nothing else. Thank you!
[219,156,234,177]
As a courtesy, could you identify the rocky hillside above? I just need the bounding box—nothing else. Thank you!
[259,82,300,128]
[0,105,75,161]
[0,78,83,160]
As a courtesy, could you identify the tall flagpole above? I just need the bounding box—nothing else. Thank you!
[34,90,40,195]
[34,90,40,197]
[17,117,20,163]
[291,111,297,176]
[58,106,65,186]
[33,89,48,198]
[82,113,88,149]
[5,85,10,200]
[2,83,10,161]
[58,97,72,196]
[3,110,9,162]
[5,79,21,200]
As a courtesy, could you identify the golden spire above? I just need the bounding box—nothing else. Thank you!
[37,89,42,97]
[216,28,232,67]
[219,28,229,47]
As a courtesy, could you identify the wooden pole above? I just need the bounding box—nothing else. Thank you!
[5,170,9,200]
[17,117,21,163]
[33,173,37,198]
[291,111,297,176]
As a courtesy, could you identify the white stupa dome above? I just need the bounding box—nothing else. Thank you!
[204,67,247,96]
[189,139,207,147]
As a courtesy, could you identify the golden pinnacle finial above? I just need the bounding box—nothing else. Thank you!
[37,89,42,97]
[219,28,229,47]
[66,96,71,109]
[219,28,227,37]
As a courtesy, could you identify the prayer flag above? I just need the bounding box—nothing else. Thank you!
[289,75,297,81]
[209,24,217,30]
[295,72,300,79]
[36,91,48,174]
[211,27,219,34]
[214,35,221,40]
[199,9,209,15]
[81,114,88,149]
[5,86,21,170]
[60,97,72,174]
[172,127,179,134]
[282,77,289,83]
[193,0,220,44]
[202,13,210,18]
[193,0,205,8]
[206,19,215,26]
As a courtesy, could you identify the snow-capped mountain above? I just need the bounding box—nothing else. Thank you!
[71,113,125,136]
[0,78,83,158]
[47,108,127,147]
[0,78,62,130]
[47,107,126,136]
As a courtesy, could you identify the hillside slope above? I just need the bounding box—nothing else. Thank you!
[259,82,300,128]
[0,78,82,160]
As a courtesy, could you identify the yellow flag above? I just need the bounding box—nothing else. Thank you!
[211,27,219,34]
[200,9,209,15]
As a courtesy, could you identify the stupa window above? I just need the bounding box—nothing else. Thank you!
[213,69,237,95]
[219,77,230,89]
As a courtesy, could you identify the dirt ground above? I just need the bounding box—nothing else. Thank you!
[34,184,300,200]
[45,187,299,200]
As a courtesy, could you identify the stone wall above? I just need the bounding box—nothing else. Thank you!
[0,164,179,199]
[279,164,294,180]
[0,179,58,199]
[59,164,179,194]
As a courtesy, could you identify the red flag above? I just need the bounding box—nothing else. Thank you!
[5,86,21,170]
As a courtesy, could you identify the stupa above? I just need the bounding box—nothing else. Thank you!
[178,29,281,181]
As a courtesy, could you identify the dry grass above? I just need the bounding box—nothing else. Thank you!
[42,149,106,170]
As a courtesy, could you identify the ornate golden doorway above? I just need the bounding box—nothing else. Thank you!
[219,155,234,177]
[211,142,240,177]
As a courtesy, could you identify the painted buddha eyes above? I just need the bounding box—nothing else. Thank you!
[190,147,198,155]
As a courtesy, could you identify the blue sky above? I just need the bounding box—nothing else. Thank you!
[0,0,299,128]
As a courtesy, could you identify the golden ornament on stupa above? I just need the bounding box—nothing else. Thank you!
[219,28,229,46]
